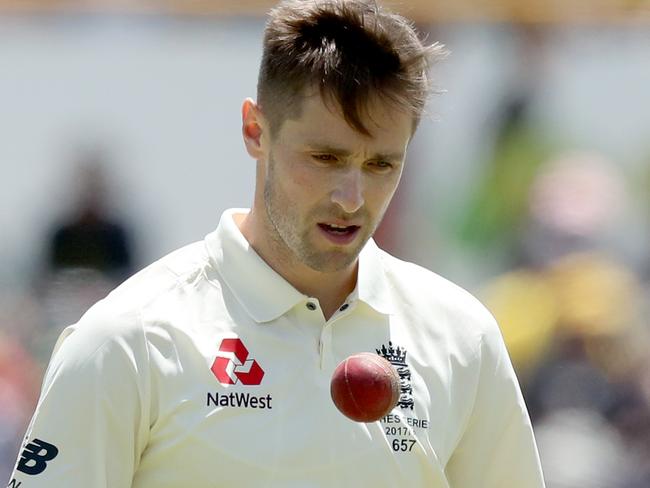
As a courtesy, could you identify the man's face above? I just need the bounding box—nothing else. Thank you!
[260,94,413,273]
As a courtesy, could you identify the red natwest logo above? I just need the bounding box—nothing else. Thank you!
[211,338,265,386]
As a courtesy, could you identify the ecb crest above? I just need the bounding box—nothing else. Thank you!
[376,341,414,410]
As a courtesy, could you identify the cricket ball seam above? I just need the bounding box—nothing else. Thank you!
[343,358,366,420]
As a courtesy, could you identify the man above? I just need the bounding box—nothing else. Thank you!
[8,1,545,487]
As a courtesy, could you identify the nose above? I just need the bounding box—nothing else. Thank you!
[331,169,364,214]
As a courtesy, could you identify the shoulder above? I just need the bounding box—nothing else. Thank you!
[49,240,211,367]
[378,250,502,353]
[108,240,210,305]
[381,251,496,324]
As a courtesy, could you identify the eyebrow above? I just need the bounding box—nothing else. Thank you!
[306,143,405,162]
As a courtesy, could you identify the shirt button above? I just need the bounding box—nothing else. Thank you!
[339,304,349,311]
[306,302,317,311]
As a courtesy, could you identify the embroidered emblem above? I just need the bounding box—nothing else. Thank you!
[376,341,414,410]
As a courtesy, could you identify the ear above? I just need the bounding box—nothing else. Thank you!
[242,98,266,159]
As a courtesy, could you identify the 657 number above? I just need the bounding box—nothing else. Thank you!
[392,439,416,452]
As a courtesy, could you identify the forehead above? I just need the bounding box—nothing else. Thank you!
[277,93,414,152]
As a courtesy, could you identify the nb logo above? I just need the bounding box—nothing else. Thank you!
[17,438,59,475]
[211,338,264,386]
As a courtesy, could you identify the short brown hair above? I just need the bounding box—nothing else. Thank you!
[258,0,445,137]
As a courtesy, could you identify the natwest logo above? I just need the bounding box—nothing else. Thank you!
[211,338,264,386]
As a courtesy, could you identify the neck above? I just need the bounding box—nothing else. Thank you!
[236,210,357,320]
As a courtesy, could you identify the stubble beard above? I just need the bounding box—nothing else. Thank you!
[263,156,374,273]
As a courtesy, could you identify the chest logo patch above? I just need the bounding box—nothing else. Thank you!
[211,338,265,386]
[377,341,414,410]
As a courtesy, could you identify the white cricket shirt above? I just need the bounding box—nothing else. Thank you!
[9,208,545,487]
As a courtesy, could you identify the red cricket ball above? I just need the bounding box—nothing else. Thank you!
[330,352,401,423]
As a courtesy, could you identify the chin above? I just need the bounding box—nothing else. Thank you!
[301,250,360,273]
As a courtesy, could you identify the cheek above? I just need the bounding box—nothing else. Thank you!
[366,176,401,209]
[290,167,316,188]
[283,159,327,196]
[268,165,322,213]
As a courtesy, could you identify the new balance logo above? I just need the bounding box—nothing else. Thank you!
[211,338,264,386]
[16,438,59,475]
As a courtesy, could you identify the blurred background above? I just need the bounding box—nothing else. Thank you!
[1,0,649,485]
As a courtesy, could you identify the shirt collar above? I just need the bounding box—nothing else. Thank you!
[355,238,395,315]
[205,208,394,323]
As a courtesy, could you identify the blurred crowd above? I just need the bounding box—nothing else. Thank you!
[0,151,133,479]
[481,154,650,487]
[469,96,650,486]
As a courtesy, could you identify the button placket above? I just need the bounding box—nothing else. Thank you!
[295,300,326,365]
[319,323,334,370]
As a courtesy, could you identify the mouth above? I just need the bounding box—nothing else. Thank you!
[317,223,361,245]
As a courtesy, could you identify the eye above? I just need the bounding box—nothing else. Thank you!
[368,160,393,171]
[312,154,339,164]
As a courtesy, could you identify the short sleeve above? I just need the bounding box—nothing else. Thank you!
[445,319,545,487]
[6,309,151,488]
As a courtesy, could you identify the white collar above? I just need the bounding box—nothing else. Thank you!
[205,208,394,323]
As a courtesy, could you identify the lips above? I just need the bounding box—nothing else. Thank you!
[317,223,361,245]
[318,223,360,234]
